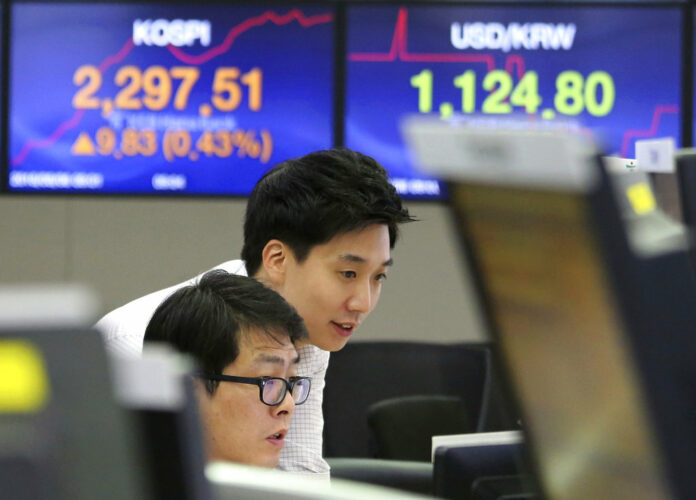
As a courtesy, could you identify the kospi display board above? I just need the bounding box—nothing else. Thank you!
[8,3,334,194]
[346,5,682,199]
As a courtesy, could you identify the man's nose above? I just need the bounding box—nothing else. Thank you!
[347,281,372,314]
[274,389,295,417]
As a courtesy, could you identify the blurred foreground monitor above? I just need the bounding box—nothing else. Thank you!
[405,118,696,500]
[0,327,148,500]
[675,149,696,276]
[604,156,686,258]
[111,345,211,500]
[0,284,147,499]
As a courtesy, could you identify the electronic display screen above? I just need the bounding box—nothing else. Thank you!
[9,3,334,194]
[450,182,673,500]
[692,8,696,147]
[346,5,682,199]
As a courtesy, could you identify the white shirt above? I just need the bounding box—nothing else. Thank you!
[95,260,331,477]
[282,344,330,477]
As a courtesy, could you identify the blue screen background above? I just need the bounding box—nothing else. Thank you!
[9,3,334,194]
[346,5,682,199]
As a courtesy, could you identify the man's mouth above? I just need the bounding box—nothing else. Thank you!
[266,430,287,447]
[331,321,357,337]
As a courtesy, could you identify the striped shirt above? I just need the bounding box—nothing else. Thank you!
[279,344,331,478]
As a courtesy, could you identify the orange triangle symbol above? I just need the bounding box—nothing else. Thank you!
[71,132,96,156]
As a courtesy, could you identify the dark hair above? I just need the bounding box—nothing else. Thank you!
[144,270,307,394]
[241,148,415,276]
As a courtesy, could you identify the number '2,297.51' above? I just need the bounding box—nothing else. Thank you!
[72,65,263,113]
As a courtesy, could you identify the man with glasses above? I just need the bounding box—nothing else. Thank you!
[144,269,310,468]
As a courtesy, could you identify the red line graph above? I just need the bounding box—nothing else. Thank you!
[14,110,86,164]
[12,9,333,167]
[99,39,135,73]
[350,7,678,157]
[168,10,333,65]
[620,105,679,157]
[348,7,526,77]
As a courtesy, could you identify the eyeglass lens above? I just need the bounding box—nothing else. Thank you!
[263,378,285,405]
[262,378,310,405]
[291,378,310,404]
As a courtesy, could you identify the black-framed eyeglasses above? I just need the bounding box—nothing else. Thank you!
[196,374,311,406]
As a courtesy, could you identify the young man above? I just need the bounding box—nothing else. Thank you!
[144,270,311,468]
[97,148,414,477]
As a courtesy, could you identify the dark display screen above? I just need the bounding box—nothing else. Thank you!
[346,5,682,199]
[8,3,334,194]
[450,182,672,500]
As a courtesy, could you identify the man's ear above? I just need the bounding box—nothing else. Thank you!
[260,239,291,286]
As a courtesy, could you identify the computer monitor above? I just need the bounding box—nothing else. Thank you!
[674,149,696,277]
[470,475,537,500]
[433,440,529,500]
[676,149,696,229]
[111,345,211,500]
[405,121,696,499]
[0,328,148,500]
[208,461,434,500]
[605,162,686,259]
